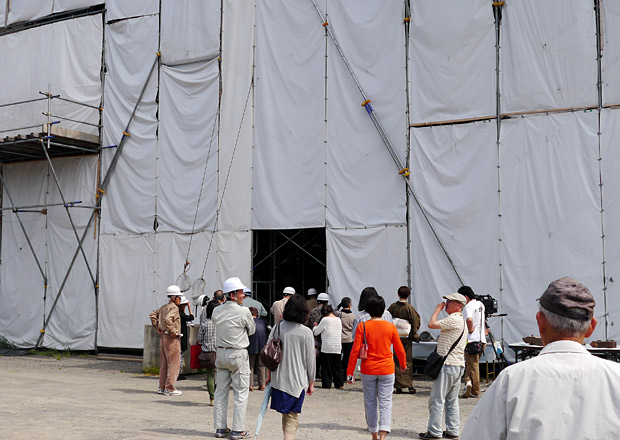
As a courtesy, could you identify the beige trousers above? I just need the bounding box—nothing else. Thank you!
[159,334,181,391]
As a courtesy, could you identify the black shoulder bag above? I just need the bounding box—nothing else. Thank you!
[424,328,464,380]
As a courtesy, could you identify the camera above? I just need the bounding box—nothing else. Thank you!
[477,294,498,316]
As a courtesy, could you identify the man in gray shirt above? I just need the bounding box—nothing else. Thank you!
[212,277,256,440]
[242,287,267,318]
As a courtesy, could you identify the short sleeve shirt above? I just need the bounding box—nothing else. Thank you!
[437,312,466,367]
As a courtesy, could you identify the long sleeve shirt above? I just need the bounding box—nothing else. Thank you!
[149,302,181,335]
[347,319,406,376]
[461,340,620,440]
[212,301,256,349]
[312,315,342,354]
[269,320,316,397]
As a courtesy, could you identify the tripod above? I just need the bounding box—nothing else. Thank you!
[485,314,510,367]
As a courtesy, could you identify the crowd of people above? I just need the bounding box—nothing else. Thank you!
[149,276,620,439]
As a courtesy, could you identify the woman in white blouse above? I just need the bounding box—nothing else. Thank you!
[313,305,344,389]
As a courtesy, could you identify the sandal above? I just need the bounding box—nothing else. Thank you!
[230,431,251,440]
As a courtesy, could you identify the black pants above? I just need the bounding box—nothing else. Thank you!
[321,352,344,389]
[341,342,353,379]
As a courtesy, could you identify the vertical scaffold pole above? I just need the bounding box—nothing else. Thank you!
[309,0,464,285]
[594,0,608,339]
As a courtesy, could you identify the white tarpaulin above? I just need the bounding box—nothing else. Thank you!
[602,0,620,105]
[100,15,158,234]
[0,162,49,348]
[98,231,217,348]
[53,0,101,14]
[158,60,219,233]
[409,0,495,123]
[0,15,102,136]
[6,1,53,25]
[0,2,6,27]
[253,0,325,229]
[600,109,620,341]
[105,0,158,22]
[218,0,254,233]
[326,226,408,311]
[325,0,407,228]
[501,0,597,113]
[409,121,500,334]
[499,112,604,342]
[160,0,220,65]
[0,157,98,349]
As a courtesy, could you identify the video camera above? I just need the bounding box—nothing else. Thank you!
[477,294,498,317]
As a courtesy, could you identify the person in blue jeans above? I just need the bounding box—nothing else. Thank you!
[419,293,467,439]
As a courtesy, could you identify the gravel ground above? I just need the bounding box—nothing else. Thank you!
[0,354,486,440]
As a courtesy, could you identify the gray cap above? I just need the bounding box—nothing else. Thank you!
[538,277,595,321]
[443,293,467,306]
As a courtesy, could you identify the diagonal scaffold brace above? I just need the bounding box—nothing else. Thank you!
[34,53,161,349]
[310,0,464,285]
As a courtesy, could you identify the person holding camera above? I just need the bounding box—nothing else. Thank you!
[458,286,486,398]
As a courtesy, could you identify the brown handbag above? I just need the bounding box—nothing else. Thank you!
[199,351,216,369]
[260,323,282,371]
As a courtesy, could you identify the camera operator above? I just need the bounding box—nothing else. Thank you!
[458,286,487,398]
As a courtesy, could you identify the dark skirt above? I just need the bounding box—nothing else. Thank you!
[270,387,305,414]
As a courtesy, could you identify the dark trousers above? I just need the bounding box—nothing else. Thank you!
[321,352,344,389]
[341,342,353,379]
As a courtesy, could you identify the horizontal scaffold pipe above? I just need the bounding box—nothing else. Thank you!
[411,105,605,128]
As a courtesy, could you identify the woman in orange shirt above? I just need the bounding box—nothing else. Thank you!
[347,295,406,440]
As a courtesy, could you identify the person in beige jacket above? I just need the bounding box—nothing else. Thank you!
[149,285,183,396]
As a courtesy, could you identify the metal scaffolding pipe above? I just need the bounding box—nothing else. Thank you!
[0,169,48,283]
[309,0,464,285]
[41,141,96,286]
[35,54,160,349]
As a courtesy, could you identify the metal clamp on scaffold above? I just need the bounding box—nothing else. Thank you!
[492,1,504,6]
[404,17,411,23]
[95,188,106,199]
[322,21,328,27]
[398,168,410,177]
[122,131,130,137]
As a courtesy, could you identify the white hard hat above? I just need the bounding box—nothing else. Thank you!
[222,277,247,294]
[197,294,207,305]
[307,288,317,296]
[243,287,252,296]
[166,285,181,296]
[317,292,329,302]
[283,286,295,296]
[179,295,189,305]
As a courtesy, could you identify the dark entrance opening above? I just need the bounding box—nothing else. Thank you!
[252,228,326,323]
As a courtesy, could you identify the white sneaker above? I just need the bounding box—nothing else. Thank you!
[462,381,472,398]
[164,389,182,396]
[157,388,165,395]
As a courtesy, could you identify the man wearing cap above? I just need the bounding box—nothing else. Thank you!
[458,285,486,398]
[242,287,267,318]
[271,286,295,325]
[420,293,467,440]
[149,285,183,396]
[211,277,256,440]
[306,288,318,310]
[461,277,620,440]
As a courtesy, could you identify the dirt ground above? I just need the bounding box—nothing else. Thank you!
[0,354,486,440]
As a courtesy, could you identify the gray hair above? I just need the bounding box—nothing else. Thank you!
[539,305,590,336]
